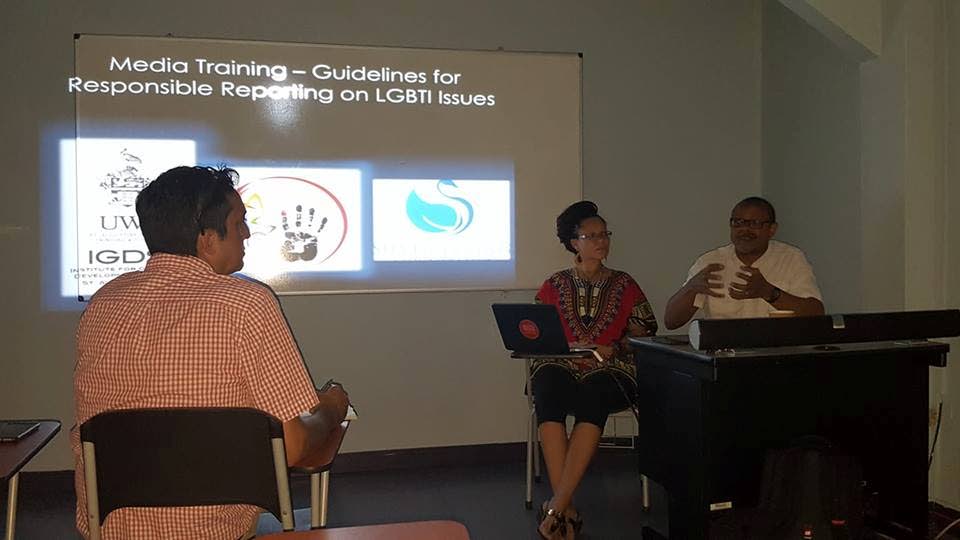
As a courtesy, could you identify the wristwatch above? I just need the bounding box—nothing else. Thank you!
[766,286,781,304]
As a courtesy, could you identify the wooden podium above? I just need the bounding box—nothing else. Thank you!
[629,334,948,539]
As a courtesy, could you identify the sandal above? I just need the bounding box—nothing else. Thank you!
[565,507,583,534]
[537,500,550,523]
[537,506,568,539]
[542,501,582,535]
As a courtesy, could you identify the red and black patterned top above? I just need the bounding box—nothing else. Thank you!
[533,268,658,381]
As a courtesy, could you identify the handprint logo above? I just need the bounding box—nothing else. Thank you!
[280,204,329,262]
[237,175,352,270]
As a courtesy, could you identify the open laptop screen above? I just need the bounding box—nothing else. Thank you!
[492,303,595,356]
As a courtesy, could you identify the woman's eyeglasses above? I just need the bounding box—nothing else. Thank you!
[576,231,613,241]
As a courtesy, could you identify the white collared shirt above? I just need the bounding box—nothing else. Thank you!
[684,240,822,319]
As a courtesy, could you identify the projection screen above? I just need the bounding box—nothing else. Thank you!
[63,35,581,299]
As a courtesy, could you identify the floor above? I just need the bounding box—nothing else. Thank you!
[2,450,959,539]
[1,450,661,540]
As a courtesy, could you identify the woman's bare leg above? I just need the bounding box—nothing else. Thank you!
[538,421,568,494]
[548,422,601,513]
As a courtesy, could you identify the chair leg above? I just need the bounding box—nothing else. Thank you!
[641,474,650,510]
[525,358,537,508]
[269,438,295,532]
[82,442,102,540]
[310,473,321,529]
[526,407,534,509]
[632,405,651,511]
[319,471,330,528]
[310,471,330,529]
[533,413,541,482]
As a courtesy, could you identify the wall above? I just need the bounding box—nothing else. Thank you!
[0,0,762,470]
[940,0,960,510]
[762,0,863,314]
[863,0,953,508]
[859,0,906,313]
[779,0,882,59]
[768,0,958,508]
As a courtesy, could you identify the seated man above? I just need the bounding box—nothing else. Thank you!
[664,196,824,329]
[72,165,350,540]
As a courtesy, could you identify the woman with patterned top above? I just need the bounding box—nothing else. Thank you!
[533,201,658,540]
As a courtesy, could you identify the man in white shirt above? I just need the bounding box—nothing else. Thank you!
[664,197,824,329]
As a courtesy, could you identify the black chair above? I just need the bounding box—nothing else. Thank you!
[79,408,295,540]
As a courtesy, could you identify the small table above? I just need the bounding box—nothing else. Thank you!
[1,420,61,540]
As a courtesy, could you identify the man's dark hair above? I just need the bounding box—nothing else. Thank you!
[136,165,239,256]
[556,200,606,254]
[734,196,777,224]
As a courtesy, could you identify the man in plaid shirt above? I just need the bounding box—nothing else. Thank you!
[73,165,350,539]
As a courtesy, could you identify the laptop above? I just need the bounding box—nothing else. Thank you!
[491,303,596,358]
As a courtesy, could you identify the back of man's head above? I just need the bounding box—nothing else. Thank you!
[136,165,238,256]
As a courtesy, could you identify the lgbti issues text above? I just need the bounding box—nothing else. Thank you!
[67,78,495,106]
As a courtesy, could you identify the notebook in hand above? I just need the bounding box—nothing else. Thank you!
[491,303,595,358]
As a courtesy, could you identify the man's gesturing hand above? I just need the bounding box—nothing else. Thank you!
[728,265,775,301]
[686,263,725,298]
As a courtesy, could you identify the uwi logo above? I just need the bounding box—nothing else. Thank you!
[405,179,474,234]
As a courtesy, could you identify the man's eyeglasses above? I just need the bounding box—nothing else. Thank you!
[576,231,613,241]
[729,218,773,230]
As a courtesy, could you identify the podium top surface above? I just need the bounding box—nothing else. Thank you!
[629,336,949,380]
[630,335,948,360]
[685,310,960,350]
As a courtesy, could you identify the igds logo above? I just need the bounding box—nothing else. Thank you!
[405,179,474,234]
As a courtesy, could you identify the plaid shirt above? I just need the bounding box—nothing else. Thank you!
[72,254,320,540]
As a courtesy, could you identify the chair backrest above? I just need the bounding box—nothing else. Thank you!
[79,407,292,529]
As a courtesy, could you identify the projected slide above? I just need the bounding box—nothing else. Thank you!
[51,33,581,303]
[373,179,510,262]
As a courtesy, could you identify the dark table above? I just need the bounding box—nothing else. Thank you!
[1,420,61,540]
[629,337,947,539]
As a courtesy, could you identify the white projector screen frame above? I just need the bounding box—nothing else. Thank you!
[66,34,581,298]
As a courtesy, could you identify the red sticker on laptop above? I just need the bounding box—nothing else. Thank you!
[518,319,540,340]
